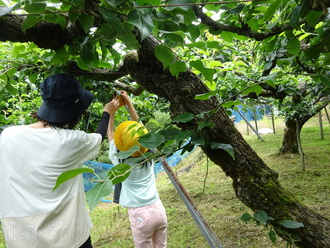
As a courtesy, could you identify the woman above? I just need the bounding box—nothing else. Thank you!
[0,73,112,248]
[107,91,168,248]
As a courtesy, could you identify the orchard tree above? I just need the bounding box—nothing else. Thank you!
[0,0,330,247]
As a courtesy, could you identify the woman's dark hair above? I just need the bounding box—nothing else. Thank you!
[31,111,81,130]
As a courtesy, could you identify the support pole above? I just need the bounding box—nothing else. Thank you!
[271,105,276,134]
[324,106,330,124]
[319,110,324,140]
[153,149,223,248]
[237,110,264,141]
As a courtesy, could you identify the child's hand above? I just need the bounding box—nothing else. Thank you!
[120,91,130,105]
[118,94,126,107]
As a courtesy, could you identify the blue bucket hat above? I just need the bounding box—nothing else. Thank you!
[37,73,94,123]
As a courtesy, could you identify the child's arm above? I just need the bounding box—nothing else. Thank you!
[120,91,139,121]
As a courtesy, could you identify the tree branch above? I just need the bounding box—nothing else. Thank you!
[0,14,85,50]
[192,5,300,41]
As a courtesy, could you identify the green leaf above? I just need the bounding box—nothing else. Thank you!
[306,10,323,27]
[138,133,165,149]
[260,73,278,88]
[221,100,241,108]
[108,47,121,67]
[172,112,195,123]
[190,60,214,82]
[221,31,233,43]
[105,0,127,7]
[99,9,123,32]
[240,213,252,223]
[86,181,113,211]
[51,47,69,65]
[96,23,119,40]
[242,85,263,96]
[108,163,132,184]
[287,37,300,55]
[187,24,200,42]
[0,73,8,84]
[263,0,282,22]
[207,41,223,49]
[6,68,16,78]
[323,53,330,65]
[155,44,174,70]
[279,220,304,229]
[304,44,323,61]
[158,128,180,141]
[127,10,153,40]
[79,13,95,34]
[269,229,277,244]
[210,142,235,159]
[169,61,187,78]
[194,92,215,100]
[290,5,301,29]
[118,23,140,49]
[191,133,206,146]
[185,42,207,50]
[24,2,46,13]
[197,119,214,130]
[53,167,94,191]
[21,14,42,33]
[5,82,17,95]
[116,145,141,159]
[253,210,268,225]
[319,74,330,88]
[43,13,66,29]
[80,42,95,64]
[175,130,194,143]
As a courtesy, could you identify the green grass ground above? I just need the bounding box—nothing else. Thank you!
[1,115,329,248]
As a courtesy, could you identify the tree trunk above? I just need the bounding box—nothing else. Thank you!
[280,118,299,154]
[280,114,315,154]
[123,36,330,248]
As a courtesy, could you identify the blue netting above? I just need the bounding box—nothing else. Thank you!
[154,148,192,174]
[230,105,271,122]
[82,161,114,191]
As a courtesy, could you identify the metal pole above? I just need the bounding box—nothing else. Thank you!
[237,110,264,141]
[153,150,223,248]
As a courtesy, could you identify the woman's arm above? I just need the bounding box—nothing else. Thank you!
[94,112,110,141]
[106,98,120,141]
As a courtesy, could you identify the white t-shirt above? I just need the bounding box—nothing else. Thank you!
[108,140,159,208]
[0,125,102,248]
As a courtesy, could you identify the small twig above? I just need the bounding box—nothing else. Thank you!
[202,156,209,194]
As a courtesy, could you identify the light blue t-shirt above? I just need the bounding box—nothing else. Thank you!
[109,140,159,207]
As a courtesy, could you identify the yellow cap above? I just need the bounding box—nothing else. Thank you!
[114,121,148,157]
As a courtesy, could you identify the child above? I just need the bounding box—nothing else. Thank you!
[107,91,167,248]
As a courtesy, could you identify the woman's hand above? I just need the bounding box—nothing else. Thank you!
[104,98,120,115]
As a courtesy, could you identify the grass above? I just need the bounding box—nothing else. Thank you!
[1,115,329,248]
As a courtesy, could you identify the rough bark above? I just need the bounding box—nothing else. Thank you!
[280,119,299,154]
[123,36,330,248]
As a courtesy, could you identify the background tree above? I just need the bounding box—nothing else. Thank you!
[0,0,330,247]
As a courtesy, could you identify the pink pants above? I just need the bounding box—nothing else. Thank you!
[128,200,167,248]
